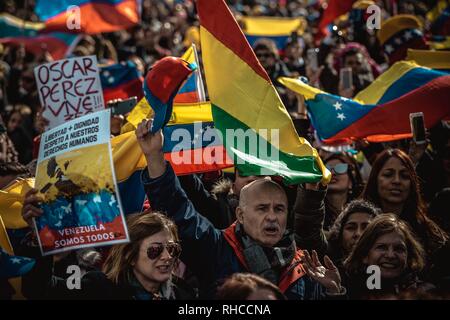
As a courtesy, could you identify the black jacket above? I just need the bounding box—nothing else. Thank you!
[178,174,237,229]
[78,271,196,300]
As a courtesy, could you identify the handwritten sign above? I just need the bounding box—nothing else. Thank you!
[34,55,104,130]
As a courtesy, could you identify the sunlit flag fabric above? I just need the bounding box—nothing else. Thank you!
[173,45,206,104]
[100,61,144,104]
[279,61,450,144]
[0,178,34,230]
[35,0,141,34]
[0,13,81,60]
[407,49,450,71]
[242,16,306,50]
[197,0,330,185]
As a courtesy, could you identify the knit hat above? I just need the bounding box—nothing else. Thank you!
[377,15,428,65]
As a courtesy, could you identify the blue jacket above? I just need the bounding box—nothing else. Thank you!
[142,163,331,299]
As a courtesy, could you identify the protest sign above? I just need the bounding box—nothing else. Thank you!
[34,55,105,130]
[34,109,128,256]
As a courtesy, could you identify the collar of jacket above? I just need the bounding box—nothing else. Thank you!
[223,222,307,292]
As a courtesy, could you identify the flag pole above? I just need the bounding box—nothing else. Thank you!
[192,43,206,102]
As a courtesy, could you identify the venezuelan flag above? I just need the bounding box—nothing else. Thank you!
[197,0,330,185]
[279,61,450,144]
[0,13,81,60]
[113,102,232,213]
[242,16,306,50]
[429,36,450,50]
[407,49,450,70]
[174,45,206,104]
[35,0,140,34]
[427,0,450,36]
[100,61,144,104]
[0,215,30,300]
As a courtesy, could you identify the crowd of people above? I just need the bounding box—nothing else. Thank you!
[1,0,449,300]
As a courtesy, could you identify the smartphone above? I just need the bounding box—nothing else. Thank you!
[340,67,353,90]
[108,96,138,116]
[409,112,426,144]
[307,48,319,71]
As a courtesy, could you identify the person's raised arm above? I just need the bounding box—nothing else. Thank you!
[294,182,328,257]
[135,119,166,178]
[136,119,223,277]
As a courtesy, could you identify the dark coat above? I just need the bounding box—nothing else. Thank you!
[178,174,236,229]
[294,184,329,257]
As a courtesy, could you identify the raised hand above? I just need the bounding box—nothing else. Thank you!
[303,250,342,294]
[135,119,166,178]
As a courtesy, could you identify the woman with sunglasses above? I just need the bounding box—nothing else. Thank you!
[21,190,193,299]
[79,212,194,300]
[323,153,364,230]
[294,154,364,258]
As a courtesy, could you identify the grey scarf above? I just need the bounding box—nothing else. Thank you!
[235,224,296,285]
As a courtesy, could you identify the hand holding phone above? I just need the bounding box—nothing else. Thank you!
[307,48,319,71]
[409,112,426,144]
[340,68,353,90]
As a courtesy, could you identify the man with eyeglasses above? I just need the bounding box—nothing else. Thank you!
[253,39,292,108]
[136,119,347,300]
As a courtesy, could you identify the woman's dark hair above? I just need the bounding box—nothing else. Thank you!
[325,153,364,199]
[361,148,448,252]
[216,273,286,300]
[344,213,426,277]
[328,199,381,260]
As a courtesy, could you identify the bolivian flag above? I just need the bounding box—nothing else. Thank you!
[197,0,330,185]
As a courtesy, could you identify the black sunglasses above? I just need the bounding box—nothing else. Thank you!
[146,242,181,260]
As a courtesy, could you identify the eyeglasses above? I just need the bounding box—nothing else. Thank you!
[326,163,349,175]
[146,242,181,260]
